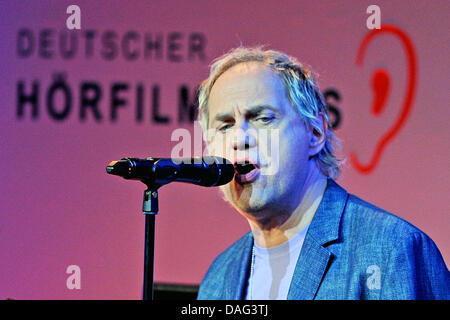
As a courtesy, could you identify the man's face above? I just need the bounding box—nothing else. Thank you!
[207,62,316,220]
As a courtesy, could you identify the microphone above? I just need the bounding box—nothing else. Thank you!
[106,156,235,187]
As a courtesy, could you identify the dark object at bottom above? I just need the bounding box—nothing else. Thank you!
[153,283,199,300]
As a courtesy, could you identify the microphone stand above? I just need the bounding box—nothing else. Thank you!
[105,156,234,300]
[141,185,159,300]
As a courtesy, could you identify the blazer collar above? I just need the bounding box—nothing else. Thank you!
[306,178,347,246]
[287,178,348,299]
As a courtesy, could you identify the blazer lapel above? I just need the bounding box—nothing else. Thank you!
[287,179,348,300]
[224,232,253,300]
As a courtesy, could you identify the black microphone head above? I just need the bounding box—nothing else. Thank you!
[203,156,235,186]
[106,160,130,177]
[106,156,234,187]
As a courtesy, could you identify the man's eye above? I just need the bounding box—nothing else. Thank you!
[218,123,233,131]
[255,116,274,124]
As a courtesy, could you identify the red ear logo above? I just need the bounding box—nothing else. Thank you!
[371,69,390,116]
[350,25,417,174]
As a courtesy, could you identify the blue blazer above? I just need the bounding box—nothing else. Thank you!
[197,179,450,300]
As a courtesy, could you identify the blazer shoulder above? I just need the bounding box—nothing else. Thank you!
[345,193,425,238]
[197,232,252,299]
[336,192,440,259]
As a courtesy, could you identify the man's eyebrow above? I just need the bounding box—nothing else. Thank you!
[245,105,279,117]
[212,105,279,123]
[213,111,234,123]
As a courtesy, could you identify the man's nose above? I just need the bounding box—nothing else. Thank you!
[231,122,257,151]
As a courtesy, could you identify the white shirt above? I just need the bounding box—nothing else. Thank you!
[245,224,310,300]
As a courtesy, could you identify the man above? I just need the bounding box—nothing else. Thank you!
[196,46,449,299]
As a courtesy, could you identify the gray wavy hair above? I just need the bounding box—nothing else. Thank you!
[197,46,343,179]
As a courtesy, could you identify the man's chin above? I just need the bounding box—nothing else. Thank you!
[230,194,270,216]
[220,180,270,213]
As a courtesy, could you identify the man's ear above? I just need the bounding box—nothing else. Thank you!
[308,112,327,159]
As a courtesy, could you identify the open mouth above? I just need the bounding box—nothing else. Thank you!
[235,162,256,175]
[234,161,260,184]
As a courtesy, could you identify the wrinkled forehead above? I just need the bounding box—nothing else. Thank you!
[208,62,288,124]
[210,61,282,97]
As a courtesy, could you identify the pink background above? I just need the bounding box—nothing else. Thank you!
[0,0,448,299]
